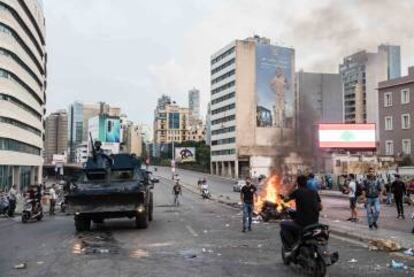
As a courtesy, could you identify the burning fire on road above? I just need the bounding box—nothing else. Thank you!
[254,174,295,219]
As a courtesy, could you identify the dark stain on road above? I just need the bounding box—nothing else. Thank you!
[72,231,121,255]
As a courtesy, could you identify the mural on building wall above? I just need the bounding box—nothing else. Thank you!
[256,44,294,129]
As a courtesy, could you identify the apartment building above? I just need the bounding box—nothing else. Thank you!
[378,66,414,162]
[210,35,295,178]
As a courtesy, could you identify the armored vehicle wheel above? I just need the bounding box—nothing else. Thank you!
[75,216,91,232]
[135,209,149,229]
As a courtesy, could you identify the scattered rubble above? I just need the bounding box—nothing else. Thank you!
[13,263,26,269]
[404,248,414,257]
[347,258,358,263]
[368,239,401,252]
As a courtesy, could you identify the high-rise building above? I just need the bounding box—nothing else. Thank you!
[0,0,47,191]
[296,71,343,169]
[44,110,68,163]
[378,66,414,163]
[210,35,295,178]
[339,44,401,139]
[188,88,200,124]
[67,101,120,162]
[153,97,190,144]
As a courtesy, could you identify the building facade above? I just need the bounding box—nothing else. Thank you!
[153,97,190,144]
[210,36,295,178]
[188,88,200,125]
[296,71,343,169]
[67,101,120,162]
[378,66,414,163]
[44,110,68,163]
[339,44,401,140]
[0,0,47,190]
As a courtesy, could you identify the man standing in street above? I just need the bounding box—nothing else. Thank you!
[347,174,358,222]
[49,185,57,216]
[7,184,17,217]
[391,174,407,219]
[362,168,383,230]
[240,177,257,232]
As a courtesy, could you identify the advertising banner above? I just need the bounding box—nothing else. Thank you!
[175,147,196,163]
[105,118,121,143]
[319,124,376,149]
[256,44,294,129]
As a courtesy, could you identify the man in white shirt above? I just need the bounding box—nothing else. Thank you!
[347,174,358,222]
[49,185,57,216]
[7,184,17,217]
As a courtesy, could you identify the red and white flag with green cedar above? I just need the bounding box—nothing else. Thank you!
[318,124,376,148]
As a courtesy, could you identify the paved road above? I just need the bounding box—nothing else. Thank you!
[158,167,414,234]
[0,176,413,276]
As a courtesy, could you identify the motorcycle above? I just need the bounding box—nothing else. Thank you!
[0,193,9,216]
[201,188,211,199]
[21,198,43,223]
[281,222,338,277]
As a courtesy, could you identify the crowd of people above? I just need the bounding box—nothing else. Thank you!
[342,168,413,232]
[0,183,62,218]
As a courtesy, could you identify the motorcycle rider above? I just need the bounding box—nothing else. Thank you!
[200,178,208,195]
[281,175,322,253]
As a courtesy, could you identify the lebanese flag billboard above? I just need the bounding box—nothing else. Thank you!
[319,124,376,149]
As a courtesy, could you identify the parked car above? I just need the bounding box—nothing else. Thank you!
[233,180,246,192]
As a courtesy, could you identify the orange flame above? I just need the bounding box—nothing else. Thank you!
[254,174,295,214]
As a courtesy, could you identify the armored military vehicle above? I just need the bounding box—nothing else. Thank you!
[66,141,157,231]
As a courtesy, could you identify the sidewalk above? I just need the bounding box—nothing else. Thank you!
[322,217,414,250]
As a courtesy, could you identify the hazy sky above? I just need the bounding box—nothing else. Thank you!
[44,0,414,127]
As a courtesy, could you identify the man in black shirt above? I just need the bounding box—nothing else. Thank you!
[240,177,257,232]
[280,175,322,250]
[391,174,407,219]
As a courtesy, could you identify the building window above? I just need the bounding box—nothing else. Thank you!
[211,115,235,125]
[401,114,410,129]
[402,139,411,155]
[0,116,42,136]
[384,92,392,107]
[211,126,235,135]
[401,88,410,104]
[384,116,393,131]
[211,103,235,115]
[211,149,235,156]
[211,137,235,145]
[385,140,394,155]
[0,137,41,155]
[168,113,180,129]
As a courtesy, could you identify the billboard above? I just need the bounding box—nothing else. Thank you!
[88,116,121,143]
[175,147,196,163]
[319,124,376,149]
[256,44,294,128]
[105,118,121,143]
[88,115,121,154]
